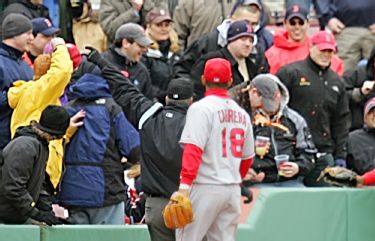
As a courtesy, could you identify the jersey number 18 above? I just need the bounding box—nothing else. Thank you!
[221,127,245,158]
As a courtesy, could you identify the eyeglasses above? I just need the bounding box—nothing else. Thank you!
[289,19,305,26]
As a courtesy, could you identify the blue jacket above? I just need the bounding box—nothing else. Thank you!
[58,74,141,208]
[0,43,33,150]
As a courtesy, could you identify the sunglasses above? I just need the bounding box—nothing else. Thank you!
[289,19,305,26]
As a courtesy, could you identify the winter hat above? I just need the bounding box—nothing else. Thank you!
[167,78,193,100]
[66,43,82,69]
[2,13,32,39]
[36,105,70,136]
[204,58,232,83]
[33,54,52,80]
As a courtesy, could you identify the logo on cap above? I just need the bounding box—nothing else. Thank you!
[44,19,52,27]
[292,5,299,13]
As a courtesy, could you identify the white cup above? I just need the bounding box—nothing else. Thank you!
[274,154,290,176]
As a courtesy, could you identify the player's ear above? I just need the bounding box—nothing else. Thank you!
[226,78,233,88]
[201,75,206,86]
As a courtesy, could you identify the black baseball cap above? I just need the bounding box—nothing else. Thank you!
[32,17,60,37]
[167,78,193,100]
[285,4,309,21]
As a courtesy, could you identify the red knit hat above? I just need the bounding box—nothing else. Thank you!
[66,43,82,69]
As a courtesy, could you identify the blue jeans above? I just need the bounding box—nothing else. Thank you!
[67,201,124,224]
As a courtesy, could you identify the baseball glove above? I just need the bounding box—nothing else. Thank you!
[163,191,193,229]
[317,166,358,187]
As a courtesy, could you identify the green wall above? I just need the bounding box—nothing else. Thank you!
[1,188,375,241]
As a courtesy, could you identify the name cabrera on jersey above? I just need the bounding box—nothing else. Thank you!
[180,95,254,185]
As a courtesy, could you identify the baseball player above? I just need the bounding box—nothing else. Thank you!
[174,58,255,241]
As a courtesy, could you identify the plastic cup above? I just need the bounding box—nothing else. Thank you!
[255,136,270,158]
[274,154,290,176]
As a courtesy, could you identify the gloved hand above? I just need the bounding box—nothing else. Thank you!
[85,46,107,68]
[240,185,253,204]
[29,208,64,226]
[36,192,53,212]
[335,159,347,168]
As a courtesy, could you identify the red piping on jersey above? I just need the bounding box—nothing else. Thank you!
[204,88,230,98]
[240,157,253,179]
[363,169,375,185]
[180,143,203,185]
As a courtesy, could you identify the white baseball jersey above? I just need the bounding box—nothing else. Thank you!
[180,95,254,184]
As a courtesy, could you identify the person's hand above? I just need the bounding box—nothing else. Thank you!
[177,188,189,197]
[335,159,347,168]
[131,0,143,12]
[369,24,375,34]
[328,17,345,34]
[70,109,86,127]
[278,162,299,177]
[361,80,375,96]
[356,175,364,187]
[244,168,265,182]
[240,185,253,204]
[85,46,106,67]
[50,37,66,49]
[29,209,64,226]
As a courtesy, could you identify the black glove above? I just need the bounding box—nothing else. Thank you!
[36,192,52,212]
[29,208,64,226]
[85,46,107,68]
[240,185,253,204]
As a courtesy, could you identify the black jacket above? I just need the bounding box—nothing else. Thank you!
[102,46,154,100]
[192,47,259,100]
[174,29,269,80]
[141,42,181,103]
[0,126,49,223]
[252,107,316,183]
[95,57,187,198]
[277,56,350,159]
[347,128,375,175]
[343,47,375,131]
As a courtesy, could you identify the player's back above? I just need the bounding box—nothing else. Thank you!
[181,95,254,185]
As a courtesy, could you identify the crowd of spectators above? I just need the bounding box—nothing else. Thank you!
[0,0,375,240]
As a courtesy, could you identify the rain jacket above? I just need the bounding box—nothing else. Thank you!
[8,45,73,190]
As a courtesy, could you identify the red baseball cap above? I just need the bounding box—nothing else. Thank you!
[311,31,336,52]
[204,58,232,83]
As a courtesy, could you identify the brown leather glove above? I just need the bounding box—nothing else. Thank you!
[163,191,193,229]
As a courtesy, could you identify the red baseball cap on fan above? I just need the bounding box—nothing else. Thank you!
[311,31,337,52]
[203,58,232,83]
